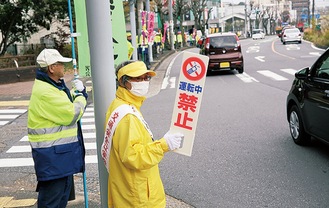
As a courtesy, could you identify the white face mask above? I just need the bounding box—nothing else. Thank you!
[128,81,150,97]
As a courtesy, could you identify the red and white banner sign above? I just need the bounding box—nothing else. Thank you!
[169,51,209,156]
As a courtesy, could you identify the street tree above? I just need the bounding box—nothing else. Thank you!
[173,0,190,46]
[0,0,69,55]
[190,0,208,35]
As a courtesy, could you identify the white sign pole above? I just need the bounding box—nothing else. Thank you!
[169,51,209,156]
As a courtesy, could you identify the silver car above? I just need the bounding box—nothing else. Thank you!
[282,28,302,44]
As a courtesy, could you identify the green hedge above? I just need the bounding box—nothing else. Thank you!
[303,29,329,49]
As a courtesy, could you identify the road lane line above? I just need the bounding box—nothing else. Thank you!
[271,39,295,60]
[161,51,183,89]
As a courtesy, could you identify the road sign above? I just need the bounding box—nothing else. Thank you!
[169,51,209,156]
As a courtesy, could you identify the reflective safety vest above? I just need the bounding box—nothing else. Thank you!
[127,41,134,59]
[177,33,183,43]
[28,73,87,181]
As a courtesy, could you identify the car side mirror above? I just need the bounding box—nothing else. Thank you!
[295,67,310,80]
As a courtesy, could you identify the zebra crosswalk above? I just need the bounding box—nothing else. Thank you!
[0,109,27,126]
[0,105,98,168]
[161,68,299,88]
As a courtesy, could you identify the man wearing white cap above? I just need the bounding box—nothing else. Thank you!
[101,60,184,207]
[27,48,88,207]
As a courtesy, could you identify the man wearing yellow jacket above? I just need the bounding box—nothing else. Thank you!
[28,49,88,207]
[102,61,184,207]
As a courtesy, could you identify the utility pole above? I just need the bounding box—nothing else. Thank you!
[244,0,248,38]
[168,0,175,50]
[130,0,138,60]
[85,1,116,207]
[232,2,235,32]
[311,0,315,30]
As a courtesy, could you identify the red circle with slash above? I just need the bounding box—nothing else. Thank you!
[182,57,206,81]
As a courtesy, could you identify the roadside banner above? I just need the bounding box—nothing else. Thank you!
[170,51,209,156]
[73,0,91,77]
[110,1,128,68]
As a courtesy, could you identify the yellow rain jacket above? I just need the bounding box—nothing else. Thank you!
[105,86,169,208]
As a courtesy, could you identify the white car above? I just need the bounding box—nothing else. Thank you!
[252,29,265,40]
[282,28,302,44]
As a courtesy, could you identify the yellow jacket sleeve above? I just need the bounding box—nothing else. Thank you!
[113,114,169,170]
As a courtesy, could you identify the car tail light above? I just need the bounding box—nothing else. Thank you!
[235,35,241,50]
[205,38,210,50]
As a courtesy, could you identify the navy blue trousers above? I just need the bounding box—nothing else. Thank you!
[37,175,73,208]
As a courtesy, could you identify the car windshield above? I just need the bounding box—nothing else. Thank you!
[209,36,236,48]
[285,29,299,33]
[253,30,261,34]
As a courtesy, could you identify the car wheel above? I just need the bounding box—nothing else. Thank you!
[283,41,286,45]
[238,67,244,74]
[299,40,302,44]
[288,105,311,145]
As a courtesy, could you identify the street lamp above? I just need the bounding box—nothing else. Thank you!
[232,1,235,33]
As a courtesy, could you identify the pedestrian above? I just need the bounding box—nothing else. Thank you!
[101,60,184,208]
[27,48,88,207]
[126,32,134,60]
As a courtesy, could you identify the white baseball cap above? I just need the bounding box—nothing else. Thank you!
[36,49,72,67]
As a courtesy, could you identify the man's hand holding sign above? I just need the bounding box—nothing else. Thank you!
[170,51,209,156]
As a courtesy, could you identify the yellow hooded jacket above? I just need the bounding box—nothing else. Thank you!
[105,86,169,208]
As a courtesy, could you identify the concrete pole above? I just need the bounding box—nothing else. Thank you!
[244,0,247,38]
[85,1,116,207]
[130,0,138,60]
[168,0,175,50]
[146,0,153,62]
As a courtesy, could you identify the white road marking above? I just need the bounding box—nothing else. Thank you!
[0,155,99,167]
[0,115,19,119]
[257,70,288,81]
[83,132,96,139]
[280,68,298,75]
[0,109,27,113]
[81,124,96,130]
[82,112,94,117]
[7,143,97,153]
[169,77,176,88]
[235,73,259,83]
[82,118,95,123]
[255,56,265,62]
[246,46,260,53]
[161,51,183,89]
[0,121,9,125]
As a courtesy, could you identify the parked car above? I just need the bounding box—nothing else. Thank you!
[200,32,244,74]
[252,29,265,40]
[286,48,329,146]
[281,28,302,44]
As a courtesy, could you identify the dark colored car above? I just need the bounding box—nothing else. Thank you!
[200,32,244,74]
[286,48,329,145]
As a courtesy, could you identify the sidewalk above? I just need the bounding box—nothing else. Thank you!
[0,49,193,207]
